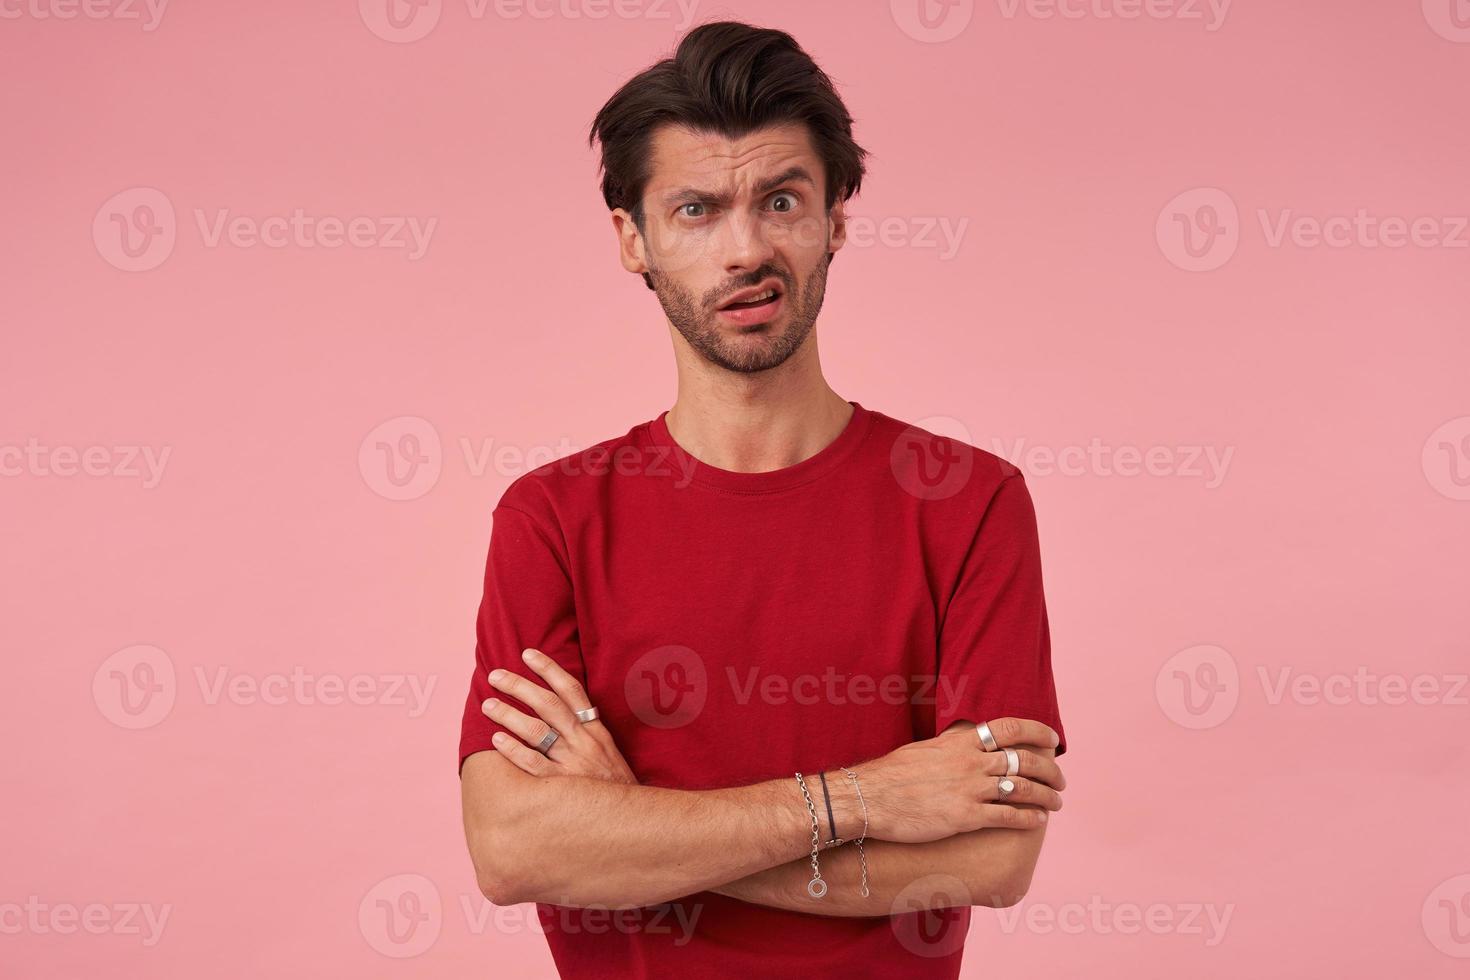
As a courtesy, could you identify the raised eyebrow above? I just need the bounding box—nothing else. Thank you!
[662,166,816,208]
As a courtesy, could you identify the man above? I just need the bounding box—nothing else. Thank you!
[458,20,1068,980]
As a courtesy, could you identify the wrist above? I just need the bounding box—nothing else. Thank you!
[825,766,874,845]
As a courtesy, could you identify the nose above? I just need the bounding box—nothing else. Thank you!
[720,207,777,276]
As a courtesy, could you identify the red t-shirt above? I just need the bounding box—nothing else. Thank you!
[458,401,1066,979]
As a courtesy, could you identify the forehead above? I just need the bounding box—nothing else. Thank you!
[645,122,822,199]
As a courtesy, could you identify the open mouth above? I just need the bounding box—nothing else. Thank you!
[718,284,783,311]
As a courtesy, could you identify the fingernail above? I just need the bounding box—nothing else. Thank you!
[492,732,506,745]
[521,649,539,661]
[489,669,505,682]
[485,698,499,709]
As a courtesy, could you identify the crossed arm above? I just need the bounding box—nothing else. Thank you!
[705,760,1055,917]
[461,652,1062,916]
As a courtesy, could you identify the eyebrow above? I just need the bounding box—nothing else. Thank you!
[659,166,816,208]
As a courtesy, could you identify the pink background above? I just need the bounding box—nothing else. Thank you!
[4,1,1469,976]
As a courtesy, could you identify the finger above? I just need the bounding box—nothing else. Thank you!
[975,803,1050,830]
[984,774,1063,811]
[519,649,591,710]
[490,730,553,776]
[520,648,618,743]
[482,697,567,765]
[488,665,581,735]
[980,717,1060,754]
[980,746,1067,792]
[518,649,604,728]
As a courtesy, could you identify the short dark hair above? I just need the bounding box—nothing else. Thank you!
[588,20,869,281]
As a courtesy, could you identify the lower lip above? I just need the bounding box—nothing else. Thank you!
[717,292,784,326]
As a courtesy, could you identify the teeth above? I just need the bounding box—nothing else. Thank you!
[735,289,774,304]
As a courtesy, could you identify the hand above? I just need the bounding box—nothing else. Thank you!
[843,717,1065,844]
[481,648,638,785]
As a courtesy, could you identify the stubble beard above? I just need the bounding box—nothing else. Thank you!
[649,254,829,375]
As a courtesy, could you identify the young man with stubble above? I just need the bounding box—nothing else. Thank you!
[457,20,1069,980]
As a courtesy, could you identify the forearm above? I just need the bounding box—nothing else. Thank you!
[464,754,848,910]
[712,819,1047,917]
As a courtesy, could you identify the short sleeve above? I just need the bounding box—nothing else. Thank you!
[933,474,1066,756]
[457,501,586,773]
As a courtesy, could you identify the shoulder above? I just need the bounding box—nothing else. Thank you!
[492,417,654,528]
[863,406,1029,518]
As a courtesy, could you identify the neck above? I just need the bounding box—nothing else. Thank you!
[664,338,852,474]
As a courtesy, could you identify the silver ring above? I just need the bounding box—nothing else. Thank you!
[996,776,1016,801]
[574,706,599,723]
[976,721,999,752]
[1004,747,1019,777]
[534,729,560,755]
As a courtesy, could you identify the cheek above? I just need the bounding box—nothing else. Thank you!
[654,263,719,308]
[649,223,724,282]
[773,214,830,255]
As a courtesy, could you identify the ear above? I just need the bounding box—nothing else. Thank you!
[827,199,849,258]
[612,208,648,277]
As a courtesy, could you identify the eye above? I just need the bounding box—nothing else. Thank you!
[677,202,707,219]
[769,192,798,213]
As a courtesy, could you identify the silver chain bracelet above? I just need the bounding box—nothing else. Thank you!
[839,766,871,898]
[793,772,828,897]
